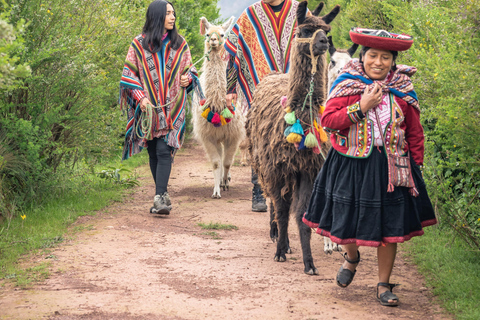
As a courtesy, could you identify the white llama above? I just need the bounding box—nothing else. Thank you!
[193,16,246,199]
[322,36,359,254]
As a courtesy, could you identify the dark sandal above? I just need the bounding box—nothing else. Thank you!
[376,282,400,307]
[336,250,360,288]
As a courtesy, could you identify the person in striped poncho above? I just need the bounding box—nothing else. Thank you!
[119,0,201,215]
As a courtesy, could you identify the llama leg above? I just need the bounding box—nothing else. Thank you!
[295,172,318,275]
[203,138,223,198]
[324,236,342,254]
[271,191,292,263]
[269,201,277,242]
[221,139,239,191]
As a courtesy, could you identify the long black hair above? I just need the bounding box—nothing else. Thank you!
[142,0,183,53]
[359,46,398,71]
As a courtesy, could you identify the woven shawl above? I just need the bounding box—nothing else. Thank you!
[225,0,298,108]
[328,59,420,112]
[120,34,200,160]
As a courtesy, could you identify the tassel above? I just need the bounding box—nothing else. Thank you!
[211,113,221,125]
[387,183,395,193]
[284,125,293,137]
[207,111,214,122]
[284,106,292,113]
[221,107,234,119]
[304,132,318,148]
[280,96,288,108]
[200,99,206,106]
[318,127,328,143]
[409,187,419,197]
[297,134,306,150]
[213,122,222,127]
[284,111,296,125]
[286,132,303,144]
[291,120,304,135]
[201,107,211,119]
[220,115,227,126]
[226,117,232,123]
[319,105,325,114]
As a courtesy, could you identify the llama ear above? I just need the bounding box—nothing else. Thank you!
[200,17,210,36]
[322,5,340,25]
[297,1,309,25]
[347,43,359,57]
[313,1,324,17]
[222,16,235,33]
[328,36,336,56]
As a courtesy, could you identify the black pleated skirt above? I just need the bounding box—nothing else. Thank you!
[303,147,437,247]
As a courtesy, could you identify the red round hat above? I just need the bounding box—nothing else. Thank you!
[349,27,413,51]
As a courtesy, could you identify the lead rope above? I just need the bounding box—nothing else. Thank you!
[296,29,327,160]
[137,34,215,139]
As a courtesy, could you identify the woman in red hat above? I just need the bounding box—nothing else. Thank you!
[303,28,437,306]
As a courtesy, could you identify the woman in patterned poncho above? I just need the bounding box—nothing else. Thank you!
[119,0,200,215]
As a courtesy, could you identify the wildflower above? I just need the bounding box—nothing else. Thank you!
[21,214,26,220]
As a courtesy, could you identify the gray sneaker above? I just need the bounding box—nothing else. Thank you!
[152,192,172,215]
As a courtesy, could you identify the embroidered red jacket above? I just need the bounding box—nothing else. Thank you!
[321,94,425,165]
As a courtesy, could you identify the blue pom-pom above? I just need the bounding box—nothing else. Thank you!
[284,125,293,137]
[297,134,307,150]
[291,120,304,135]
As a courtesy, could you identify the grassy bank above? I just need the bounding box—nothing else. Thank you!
[404,226,480,320]
[0,151,149,287]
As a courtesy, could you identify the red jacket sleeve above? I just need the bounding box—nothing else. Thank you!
[398,97,425,165]
[321,95,363,132]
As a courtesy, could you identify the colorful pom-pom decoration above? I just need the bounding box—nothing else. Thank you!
[284,106,292,113]
[284,111,296,125]
[284,125,293,137]
[286,132,303,144]
[291,120,304,135]
[200,99,207,106]
[221,107,233,119]
[280,96,288,108]
[201,107,211,119]
[211,113,221,125]
[304,132,318,148]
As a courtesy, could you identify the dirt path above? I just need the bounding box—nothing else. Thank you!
[0,141,451,320]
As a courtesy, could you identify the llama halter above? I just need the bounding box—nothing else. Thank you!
[283,28,328,159]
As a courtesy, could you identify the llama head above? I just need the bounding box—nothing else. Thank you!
[295,1,340,58]
[327,36,359,88]
[200,16,235,51]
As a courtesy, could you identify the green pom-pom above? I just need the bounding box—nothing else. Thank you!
[291,120,304,135]
[284,125,292,137]
[304,132,318,148]
[221,107,234,119]
[284,111,296,125]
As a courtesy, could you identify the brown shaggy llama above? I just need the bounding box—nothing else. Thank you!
[246,1,340,275]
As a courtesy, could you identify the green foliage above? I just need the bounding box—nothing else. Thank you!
[0,0,219,219]
[97,167,139,187]
[405,227,480,320]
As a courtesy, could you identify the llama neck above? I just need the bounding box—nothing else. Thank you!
[287,49,327,109]
[201,47,228,113]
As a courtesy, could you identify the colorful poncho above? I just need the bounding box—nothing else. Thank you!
[119,34,202,160]
[224,0,299,109]
[328,59,420,112]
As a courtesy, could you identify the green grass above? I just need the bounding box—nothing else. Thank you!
[404,226,480,320]
[0,151,149,287]
[197,222,238,230]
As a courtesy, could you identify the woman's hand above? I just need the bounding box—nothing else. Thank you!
[180,75,190,88]
[140,97,152,112]
[226,93,237,107]
[360,82,383,114]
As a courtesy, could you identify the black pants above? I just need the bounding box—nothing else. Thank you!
[147,138,172,195]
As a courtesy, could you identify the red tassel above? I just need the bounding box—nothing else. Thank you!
[387,183,395,193]
[200,99,206,106]
[409,187,419,197]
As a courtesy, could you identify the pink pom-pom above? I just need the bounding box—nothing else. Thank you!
[211,113,221,124]
[200,99,206,106]
[280,96,288,108]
